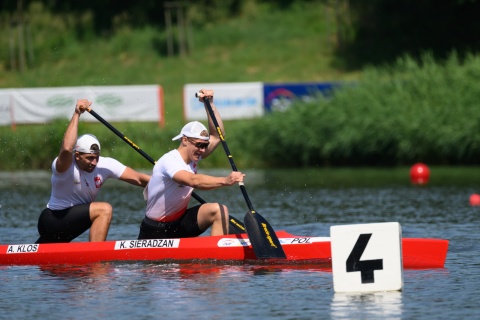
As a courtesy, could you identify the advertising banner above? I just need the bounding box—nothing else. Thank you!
[0,85,163,126]
[0,91,13,126]
[263,82,339,112]
[183,82,264,121]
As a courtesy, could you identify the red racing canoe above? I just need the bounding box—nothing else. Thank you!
[0,231,448,268]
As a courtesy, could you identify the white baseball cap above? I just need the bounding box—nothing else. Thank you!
[75,134,101,154]
[172,121,209,141]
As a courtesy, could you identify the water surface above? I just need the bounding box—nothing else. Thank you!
[0,168,479,319]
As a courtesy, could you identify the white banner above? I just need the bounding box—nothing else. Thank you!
[183,82,264,121]
[0,91,13,126]
[0,85,163,126]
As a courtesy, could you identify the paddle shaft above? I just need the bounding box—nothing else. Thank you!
[199,94,286,258]
[87,108,156,163]
[85,107,244,231]
[199,98,256,212]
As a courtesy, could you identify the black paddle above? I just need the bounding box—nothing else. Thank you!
[197,93,286,259]
[85,107,246,234]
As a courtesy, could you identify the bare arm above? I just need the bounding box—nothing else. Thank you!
[55,99,92,173]
[173,170,244,190]
[119,167,151,187]
[196,89,223,159]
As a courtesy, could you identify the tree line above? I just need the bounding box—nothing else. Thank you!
[1,0,480,69]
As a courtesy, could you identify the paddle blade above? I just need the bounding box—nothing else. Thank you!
[244,211,287,259]
[229,216,247,235]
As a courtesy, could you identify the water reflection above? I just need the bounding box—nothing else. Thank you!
[35,261,333,297]
[331,291,403,319]
[39,263,127,304]
[39,261,332,280]
[40,263,115,279]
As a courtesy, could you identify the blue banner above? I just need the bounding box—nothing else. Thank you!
[263,82,339,112]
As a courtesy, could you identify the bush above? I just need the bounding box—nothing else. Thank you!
[235,53,480,167]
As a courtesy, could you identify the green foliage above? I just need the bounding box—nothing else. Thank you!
[2,1,480,169]
[235,52,480,167]
[344,0,480,67]
[0,0,339,125]
[0,119,65,170]
[0,119,237,170]
[2,53,480,169]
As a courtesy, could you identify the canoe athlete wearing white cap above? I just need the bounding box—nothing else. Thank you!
[139,89,245,239]
[35,99,150,243]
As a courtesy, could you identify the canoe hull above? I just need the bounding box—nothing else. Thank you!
[0,231,448,268]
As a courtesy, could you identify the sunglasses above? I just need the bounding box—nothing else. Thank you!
[187,138,209,149]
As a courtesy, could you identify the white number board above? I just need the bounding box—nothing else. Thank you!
[330,222,403,293]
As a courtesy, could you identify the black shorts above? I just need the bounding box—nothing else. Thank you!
[35,204,92,244]
[138,205,204,239]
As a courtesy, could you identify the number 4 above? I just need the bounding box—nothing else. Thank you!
[346,233,383,283]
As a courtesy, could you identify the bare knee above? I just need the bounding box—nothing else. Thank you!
[197,203,228,229]
[88,202,112,242]
[211,203,228,222]
[90,202,113,222]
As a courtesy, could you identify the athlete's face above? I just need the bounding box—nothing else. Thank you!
[75,152,99,173]
[184,137,209,162]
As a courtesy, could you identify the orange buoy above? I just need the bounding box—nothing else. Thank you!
[469,194,480,206]
[410,163,430,185]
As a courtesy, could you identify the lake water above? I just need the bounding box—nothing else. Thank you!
[0,168,479,319]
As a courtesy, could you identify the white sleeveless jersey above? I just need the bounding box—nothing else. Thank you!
[47,156,127,210]
[146,149,198,221]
